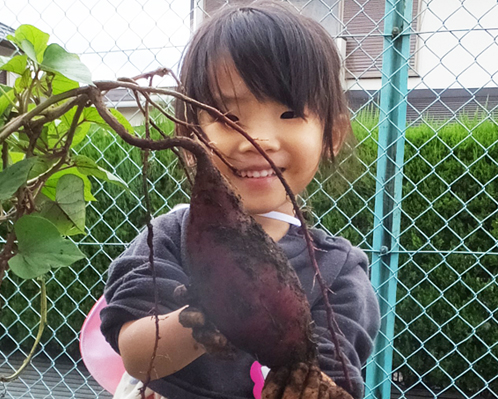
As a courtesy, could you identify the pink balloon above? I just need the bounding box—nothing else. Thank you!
[80,296,126,394]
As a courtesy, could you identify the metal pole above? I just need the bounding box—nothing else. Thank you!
[364,1,413,398]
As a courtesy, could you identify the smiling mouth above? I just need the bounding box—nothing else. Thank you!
[234,168,284,178]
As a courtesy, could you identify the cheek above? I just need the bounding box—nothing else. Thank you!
[298,133,323,166]
[290,132,323,187]
[202,123,234,154]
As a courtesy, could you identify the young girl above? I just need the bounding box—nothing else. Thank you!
[100,2,380,399]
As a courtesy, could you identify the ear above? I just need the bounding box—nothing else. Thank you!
[332,113,352,157]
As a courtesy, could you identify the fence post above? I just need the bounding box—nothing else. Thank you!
[364,1,413,399]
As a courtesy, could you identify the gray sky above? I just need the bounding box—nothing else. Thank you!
[2,0,191,81]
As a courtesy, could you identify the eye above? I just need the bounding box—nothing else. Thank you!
[280,110,297,119]
[225,113,239,123]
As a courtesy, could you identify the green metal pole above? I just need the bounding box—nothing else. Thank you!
[364,1,413,399]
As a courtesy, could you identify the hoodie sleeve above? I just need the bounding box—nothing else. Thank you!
[100,208,189,354]
[310,239,380,399]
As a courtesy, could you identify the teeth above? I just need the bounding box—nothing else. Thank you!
[237,169,277,178]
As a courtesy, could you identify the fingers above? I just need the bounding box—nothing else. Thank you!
[178,306,205,328]
[262,363,354,399]
[178,306,235,358]
[318,380,330,399]
[280,363,309,399]
[319,371,337,388]
[192,324,229,352]
[300,364,321,399]
[261,367,290,399]
[327,384,354,399]
[319,371,354,399]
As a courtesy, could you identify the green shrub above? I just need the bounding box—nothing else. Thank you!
[394,117,498,397]
[1,112,497,396]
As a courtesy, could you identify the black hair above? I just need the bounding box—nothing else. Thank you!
[175,0,350,159]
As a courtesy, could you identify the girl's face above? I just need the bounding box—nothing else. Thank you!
[199,63,324,216]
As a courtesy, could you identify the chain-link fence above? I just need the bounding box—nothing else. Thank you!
[1,0,497,398]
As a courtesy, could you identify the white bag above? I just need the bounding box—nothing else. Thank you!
[113,372,165,399]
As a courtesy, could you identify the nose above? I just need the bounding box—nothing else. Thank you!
[238,124,281,154]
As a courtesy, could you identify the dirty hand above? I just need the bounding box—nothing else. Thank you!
[174,284,236,357]
[262,362,354,399]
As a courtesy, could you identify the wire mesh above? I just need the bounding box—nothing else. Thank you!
[0,0,497,398]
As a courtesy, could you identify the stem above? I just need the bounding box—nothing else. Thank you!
[87,87,205,155]
[2,142,7,170]
[139,119,160,399]
[0,276,47,383]
[0,85,16,109]
[138,79,161,398]
[28,99,86,194]
[0,87,86,144]
[0,232,16,287]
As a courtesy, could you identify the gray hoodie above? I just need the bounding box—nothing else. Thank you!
[100,207,380,399]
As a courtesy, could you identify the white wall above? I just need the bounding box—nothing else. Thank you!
[346,0,498,91]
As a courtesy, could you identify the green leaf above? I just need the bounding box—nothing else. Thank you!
[8,214,84,279]
[0,157,38,201]
[41,44,93,86]
[74,155,128,190]
[71,122,91,148]
[42,168,96,202]
[27,156,55,180]
[8,25,50,63]
[44,120,64,148]
[0,85,15,117]
[51,73,79,95]
[14,69,32,91]
[59,108,91,148]
[8,152,25,164]
[20,39,38,64]
[0,54,28,75]
[110,109,134,134]
[80,107,134,134]
[39,174,86,235]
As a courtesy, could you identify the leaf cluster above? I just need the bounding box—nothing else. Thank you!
[0,25,128,283]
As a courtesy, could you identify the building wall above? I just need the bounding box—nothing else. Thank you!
[347,0,498,91]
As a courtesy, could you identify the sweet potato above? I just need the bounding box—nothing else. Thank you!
[185,153,315,368]
[182,152,353,399]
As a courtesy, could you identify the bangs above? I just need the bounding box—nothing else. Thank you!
[210,8,313,118]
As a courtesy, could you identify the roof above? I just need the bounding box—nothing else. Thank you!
[0,22,14,40]
[0,22,15,50]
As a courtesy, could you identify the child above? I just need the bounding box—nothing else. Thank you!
[100,2,380,399]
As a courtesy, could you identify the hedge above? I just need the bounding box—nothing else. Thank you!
[1,112,497,397]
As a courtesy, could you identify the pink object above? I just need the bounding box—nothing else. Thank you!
[80,295,126,394]
[250,361,265,399]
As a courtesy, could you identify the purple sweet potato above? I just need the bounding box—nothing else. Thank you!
[185,153,315,368]
[182,152,353,399]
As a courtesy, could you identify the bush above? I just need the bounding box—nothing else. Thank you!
[1,112,497,396]
[394,117,498,397]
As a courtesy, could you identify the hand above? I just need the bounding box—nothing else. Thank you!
[262,362,353,399]
[174,285,236,358]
